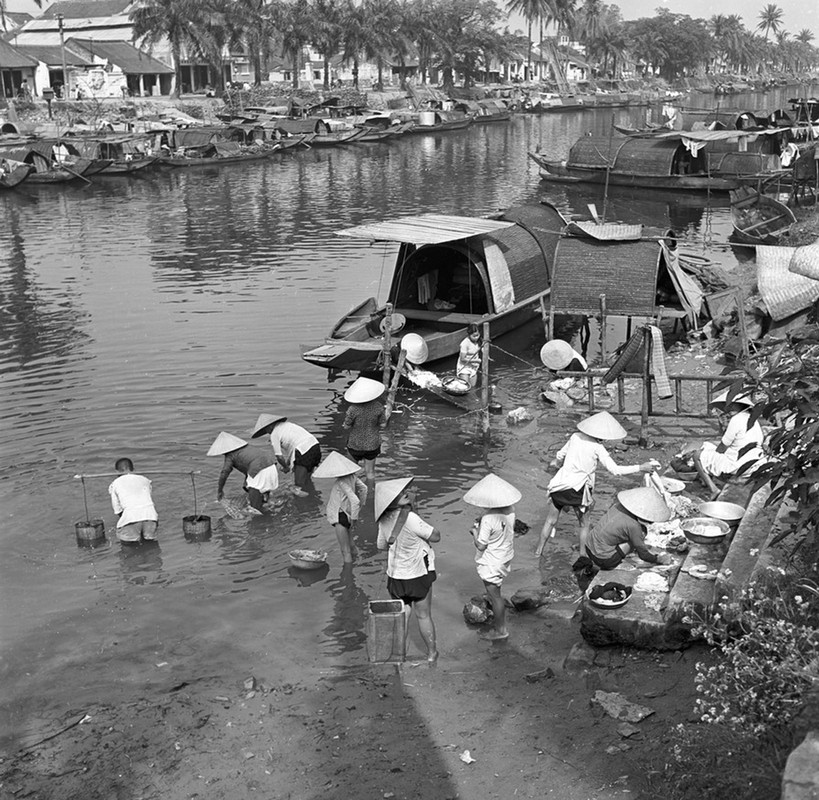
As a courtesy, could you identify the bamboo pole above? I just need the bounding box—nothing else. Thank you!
[381,302,394,388]
[481,322,491,438]
[539,295,549,340]
[598,293,607,363]
[73,470,202,479]
[639,327,651,447]
[384,349,407,423]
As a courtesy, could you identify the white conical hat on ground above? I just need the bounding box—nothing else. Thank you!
[463,473,522,508]
[313,451,361,479]
[207,432,247,456]
[344,376,385,404]
[250,413,287,438]
[540,339,576,370]
[710,389,754,408]
[400,333,429,365]
[617,487,672,523]
[374,477,414,520]
[577,411,627,441]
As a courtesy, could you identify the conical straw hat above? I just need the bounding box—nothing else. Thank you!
[400,333,429,365]
[374,477,414,520]
[710,389,754,408]
[540,339,575,370]
[207,431,247,456]
[313,451,361,479]
[617,487,671,523]
[463,473,522,508]
[250,413,287,438]
[344,376,385,404]
[576,411,627,441]
[380,313,406,334]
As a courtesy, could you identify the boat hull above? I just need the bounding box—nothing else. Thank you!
[98,156,159,174]
[160,152,271,167]
[0,163,33,189]
[729,186,797,245]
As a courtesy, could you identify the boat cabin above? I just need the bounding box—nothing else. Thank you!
[302,204,565,372]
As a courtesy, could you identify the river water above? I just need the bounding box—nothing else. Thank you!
[0,84,811,746]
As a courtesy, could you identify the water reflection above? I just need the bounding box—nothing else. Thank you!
[118,540,165,585]
[322,563,370,656]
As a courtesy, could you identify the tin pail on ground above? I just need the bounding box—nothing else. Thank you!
[75,519,106,547]
[418,111,436,126]
[183,514,212,541]
[366,599,406,663]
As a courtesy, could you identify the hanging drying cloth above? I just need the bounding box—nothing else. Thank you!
[648,325,673,399]
[681,137,707,156]
[417,274,431,305]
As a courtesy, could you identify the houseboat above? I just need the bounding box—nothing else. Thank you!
[301,204,565,373]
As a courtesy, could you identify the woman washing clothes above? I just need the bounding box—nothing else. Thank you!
[535,411,660,557]
[342,376,387,481]
[693,390,765,499]
[539,339,588,406]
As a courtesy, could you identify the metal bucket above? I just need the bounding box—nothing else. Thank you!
[75,519,106,547]
[183,514,212,541]
[366,600,406,663]
[418,111,436,126]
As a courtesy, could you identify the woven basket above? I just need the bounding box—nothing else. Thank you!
[757,245,819,321]
[788,242,819,281]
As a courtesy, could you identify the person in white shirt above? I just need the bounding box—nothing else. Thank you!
[250,414,321,497]
[376,477,440,663]
[465,474,521,642]
[694,391,765,499]
[108,458,158,543]
[313,452,368,563]
[535,411,659,557]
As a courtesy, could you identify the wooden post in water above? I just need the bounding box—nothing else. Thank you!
[539,295,549,341]
[481,322,491,437]
[639,326,651,447]
[734,288,750,365]
[381,302,394,389]
[598,293,607,363]
[385,349,407,423]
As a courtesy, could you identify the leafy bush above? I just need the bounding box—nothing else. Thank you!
[692,578,819,734]
[648,573,819,800]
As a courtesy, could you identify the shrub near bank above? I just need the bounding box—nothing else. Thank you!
[646,572,819,800]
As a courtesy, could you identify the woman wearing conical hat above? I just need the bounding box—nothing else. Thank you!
[207,432,278,513]
[693,390,764,500]
[250,414,321,498]
[313,452,368,563]
[375,477,440,663]
[584,487,672,571]
[535,411,660,558]
[464,474,521,642]
[342,377,387,481]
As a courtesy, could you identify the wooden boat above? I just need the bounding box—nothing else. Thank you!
[100,156,159,174]
[68,134,160,175]
[454,99,511,123]
[0,144,87,184]
[271,117,366,147]
[529,131,787,192]
[729,186,796,244]
[0,157,33,189]
[404,110,472,133]
[301,203,565,373]
[160,141,272,167]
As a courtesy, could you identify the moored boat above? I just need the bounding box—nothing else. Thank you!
[729,186,797,245]
[0,142,87,184]
[530,129,789,192]
[301,203,565,373]
[0,156,33,189]
[403,110,472,133]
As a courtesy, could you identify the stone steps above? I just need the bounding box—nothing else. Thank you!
[579,479,784,650]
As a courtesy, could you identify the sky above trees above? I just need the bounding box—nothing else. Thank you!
[6,0,818,39]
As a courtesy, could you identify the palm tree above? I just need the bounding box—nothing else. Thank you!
[795,29,815,45]
[339,0,367,88]
[131,0,213,96]
[756,3,783,41]
[506,0,547,81]
[1,0,41,32]
[268,0,313,89]
[311,0,344,89]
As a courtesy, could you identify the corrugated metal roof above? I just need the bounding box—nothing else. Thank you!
[337,215,516,244]
[0,38,38,68]
[68,38,173,73]
[16,43,93,65]
[41,0,132,19]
